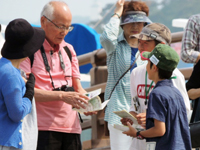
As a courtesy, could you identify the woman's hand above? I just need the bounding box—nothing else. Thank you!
[114,0,125,17]
[120,118,133,126]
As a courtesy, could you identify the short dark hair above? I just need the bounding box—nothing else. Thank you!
[150,61,172,79]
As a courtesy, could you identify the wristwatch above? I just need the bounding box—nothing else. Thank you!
[136,131,144,140]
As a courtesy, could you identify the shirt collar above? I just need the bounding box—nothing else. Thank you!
[43,39,61,52]
[155,79,173,88]
[117,32,127,42]
[1,57,20,73]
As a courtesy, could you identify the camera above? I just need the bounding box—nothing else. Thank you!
[53,85,75,92]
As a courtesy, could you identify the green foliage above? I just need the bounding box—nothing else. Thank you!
[149,0,200,32]
[88,0,200,33]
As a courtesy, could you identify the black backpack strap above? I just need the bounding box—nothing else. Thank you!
[29,54,34,68]
[63,46,72,62]
[28,45,72,68]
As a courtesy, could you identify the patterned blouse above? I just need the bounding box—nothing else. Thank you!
[181,14,200,63]
[100,17,138,125]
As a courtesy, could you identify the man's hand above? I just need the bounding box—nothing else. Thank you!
[123,122,137,137]
[61,91,89,109]
[136,113,146,128]
[84,111,98,116]
[120,118,133,126]
[114,0,125,18]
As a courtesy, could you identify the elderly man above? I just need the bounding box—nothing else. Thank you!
[20,1,91,150]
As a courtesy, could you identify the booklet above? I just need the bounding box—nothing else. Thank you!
[113,123,144,132]
[113,110,144,132]
[113,124,129,132]
[113,110,139,125]
[73,88,109,113]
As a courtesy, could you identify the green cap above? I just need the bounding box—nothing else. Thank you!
[141,44,180,72]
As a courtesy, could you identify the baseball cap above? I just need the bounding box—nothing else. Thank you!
[130,23,171,45]
[141,44,179,72]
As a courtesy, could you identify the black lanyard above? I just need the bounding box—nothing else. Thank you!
[40,46,70,89]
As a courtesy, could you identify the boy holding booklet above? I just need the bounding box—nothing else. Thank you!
[119,23,190,150]
[123,44,191,150]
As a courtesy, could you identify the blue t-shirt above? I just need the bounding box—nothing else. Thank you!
[146,79,191,150]
[130,47,138,72]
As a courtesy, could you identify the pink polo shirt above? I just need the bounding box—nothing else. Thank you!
[20,39,81,134]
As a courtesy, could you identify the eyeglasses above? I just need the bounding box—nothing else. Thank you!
[43,15,73,32]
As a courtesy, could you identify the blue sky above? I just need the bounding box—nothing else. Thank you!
[0,0,117,25]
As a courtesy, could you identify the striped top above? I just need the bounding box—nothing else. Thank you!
[100,17,138,125]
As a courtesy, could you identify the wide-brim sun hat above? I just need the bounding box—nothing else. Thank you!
[1,18,45,59]
[120,11,152,26]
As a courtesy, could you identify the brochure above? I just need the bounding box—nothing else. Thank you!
[113,110,144,132]
[73,88,109,113]
[113,123,144,132]
[113,110,138,125]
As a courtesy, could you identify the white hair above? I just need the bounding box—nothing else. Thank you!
[40,1,68,20]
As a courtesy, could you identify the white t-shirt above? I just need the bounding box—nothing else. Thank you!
[129,64,191,150]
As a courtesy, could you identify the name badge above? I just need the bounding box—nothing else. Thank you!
[146,142,156,150]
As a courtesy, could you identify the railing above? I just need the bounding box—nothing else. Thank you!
[78,31,193,149]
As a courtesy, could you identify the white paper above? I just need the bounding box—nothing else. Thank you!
[113,124,129,132]
[73,88,110,113]
[113,123,141,132]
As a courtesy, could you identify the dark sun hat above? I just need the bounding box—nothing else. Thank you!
[1,18,45,59]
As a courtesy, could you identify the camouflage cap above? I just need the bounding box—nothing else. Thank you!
[120,11,152,26]
[131,23,171,45]
[141,44,179,72]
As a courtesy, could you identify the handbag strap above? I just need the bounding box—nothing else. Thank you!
[108,53,140,100]
[190,98,200,123]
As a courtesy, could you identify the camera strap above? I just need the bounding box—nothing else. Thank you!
[40,46,56,89]
[40,46,71,89]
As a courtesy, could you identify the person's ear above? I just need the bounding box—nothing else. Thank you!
[153,64,158,72]
[40,16,46,28]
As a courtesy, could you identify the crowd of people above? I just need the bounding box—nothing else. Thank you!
[0,0,199,149]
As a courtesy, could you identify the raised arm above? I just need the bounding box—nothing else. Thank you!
[100,0,125,56]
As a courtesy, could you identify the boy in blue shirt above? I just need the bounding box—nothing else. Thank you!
[123,44,191,150]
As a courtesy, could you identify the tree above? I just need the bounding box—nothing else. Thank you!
[88,0,200,33]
